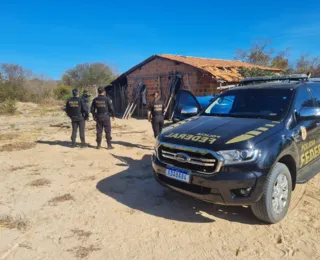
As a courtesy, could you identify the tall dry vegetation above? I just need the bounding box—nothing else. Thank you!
[235,38,320,75]
[0,62,116,115]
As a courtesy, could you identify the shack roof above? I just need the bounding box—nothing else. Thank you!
[112,54,282,83]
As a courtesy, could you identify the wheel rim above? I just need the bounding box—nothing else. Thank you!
[272,173,289,214]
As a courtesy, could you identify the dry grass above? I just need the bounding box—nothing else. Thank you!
[9,164,37,172]
[39,98,63,107]
[0,215,28,231]
[126,209,136,215]
[80,175,96,181]
[236,247,241,256]
[50,122,70,129]
[0,132,19,141]
[19,243,32,250]
[71,229,92,239]
[0,142,36,152]
[112,123,126,130]
[28,178,51,187]
[48,194,74,205]
[68,245,101,259]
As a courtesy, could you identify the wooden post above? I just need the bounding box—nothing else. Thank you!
[186,74,191,91]
[158,76,162,96]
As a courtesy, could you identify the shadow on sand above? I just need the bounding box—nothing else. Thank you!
[36,140,96,148]
[96,154,263,224]
[111,141,153,151]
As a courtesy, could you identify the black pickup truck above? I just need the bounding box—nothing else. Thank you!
[152,75,320,223]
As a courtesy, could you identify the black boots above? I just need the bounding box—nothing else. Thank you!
[107,145,114,150]
[80,142,88,148]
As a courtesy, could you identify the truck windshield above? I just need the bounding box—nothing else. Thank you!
[204,88,294,120]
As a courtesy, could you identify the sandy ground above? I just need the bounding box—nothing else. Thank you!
[0,104,319,260]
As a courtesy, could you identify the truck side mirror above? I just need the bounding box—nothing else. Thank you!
[298,107,320,120]
[181,106,199,115]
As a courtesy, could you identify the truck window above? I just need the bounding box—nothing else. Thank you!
[204,88,294,120]
[207,96,235,114]
[294,87,315,112]
[176,91,199,111]
[309,86,320,108]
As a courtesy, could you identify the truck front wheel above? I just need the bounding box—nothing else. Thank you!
[251,163,292,224]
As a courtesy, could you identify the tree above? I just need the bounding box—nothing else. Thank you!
[62,63,116,92]
[271,49,290,71]
[295,54,320,75]
[235,38,274,66]
[0,64,32,101]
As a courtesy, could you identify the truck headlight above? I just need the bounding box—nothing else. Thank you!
[217,149,260,165]
[153,138,160,157]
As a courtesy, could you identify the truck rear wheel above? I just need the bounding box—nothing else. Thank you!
[251,162,292,224]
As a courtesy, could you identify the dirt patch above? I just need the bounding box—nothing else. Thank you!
[68,245,101,259]
[0,142,36,152]
[48,194,74,205]
[0,215,28,231]
[28,178,51,187]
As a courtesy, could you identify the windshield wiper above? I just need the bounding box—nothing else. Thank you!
[204,113,230,117]
[228,113,273,119]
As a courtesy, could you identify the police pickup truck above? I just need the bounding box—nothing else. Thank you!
[152,74,320,223]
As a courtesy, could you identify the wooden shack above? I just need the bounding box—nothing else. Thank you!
[107,54,281,117]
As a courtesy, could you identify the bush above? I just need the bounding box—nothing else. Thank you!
[54,84,73,100]
[238,67,275,78]
[0,99,17,115]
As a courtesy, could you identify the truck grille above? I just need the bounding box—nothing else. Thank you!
[157,143,222,174]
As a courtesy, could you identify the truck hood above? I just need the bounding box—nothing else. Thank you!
[159,116,284,150]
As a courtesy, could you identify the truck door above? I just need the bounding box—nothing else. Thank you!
[294,86,320,183]
[172,90,202,122]
[309,85,320,137]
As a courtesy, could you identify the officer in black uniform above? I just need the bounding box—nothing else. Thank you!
[148,90,166,138]
[91,87,115,149]
[81,90,91,120]
[65,89,89,148]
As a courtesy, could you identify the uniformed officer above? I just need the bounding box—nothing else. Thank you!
[91,87,115,149]
[147,91,166,138]
[65,89,89,148]
[81,90,91,120]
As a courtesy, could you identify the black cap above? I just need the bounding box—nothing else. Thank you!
[72,89,79,96]
[98,87,105,94]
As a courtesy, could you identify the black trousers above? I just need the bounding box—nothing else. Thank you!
[96,114,112,145]
[152,116,164,138]
[71,119,85,143]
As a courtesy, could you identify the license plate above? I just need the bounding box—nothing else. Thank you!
[165,166,190,183]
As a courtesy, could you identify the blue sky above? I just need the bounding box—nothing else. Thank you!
[1,0,319,79]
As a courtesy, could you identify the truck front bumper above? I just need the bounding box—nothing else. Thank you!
[152,154,268,206]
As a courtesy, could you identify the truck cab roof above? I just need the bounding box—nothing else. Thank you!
[235,81,320,91]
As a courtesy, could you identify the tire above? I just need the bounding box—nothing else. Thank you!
[251,162,292,224]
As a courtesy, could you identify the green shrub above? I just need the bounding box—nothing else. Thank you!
[238,67,275,78]
[0,99,17,115]
[54,84,73,100]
